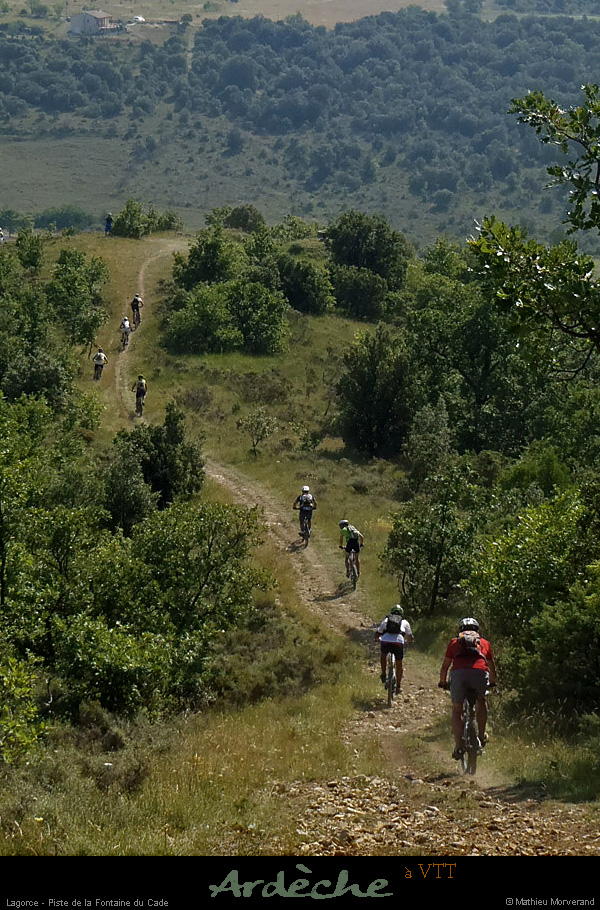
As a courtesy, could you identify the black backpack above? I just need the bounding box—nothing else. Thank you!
[385,615,402,635]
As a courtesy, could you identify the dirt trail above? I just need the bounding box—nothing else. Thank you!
[132,245,600,857]
[113,238,188,420]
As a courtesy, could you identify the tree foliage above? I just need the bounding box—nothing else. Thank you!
[335,324,413,457]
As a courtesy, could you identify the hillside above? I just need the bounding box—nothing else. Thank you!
[3,1,600,247]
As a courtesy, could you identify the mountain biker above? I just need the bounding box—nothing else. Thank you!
[338,519,364,577]
[132,374,147,414]
[105,213,113,236]
[93,348,108,380]
[130,294,143,327]
[120,316,131,346]
[438,617,497,760]
[293,485,317,535]
[375,605,414,691]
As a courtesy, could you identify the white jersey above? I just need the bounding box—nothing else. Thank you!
[378,616,412,645]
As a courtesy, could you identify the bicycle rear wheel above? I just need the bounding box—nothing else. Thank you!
[461,695,479,774]
[301,516,310,546]
[349,553,358,589]
[386,655,396,708]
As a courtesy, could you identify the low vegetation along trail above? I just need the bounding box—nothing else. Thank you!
[126,246,600,858]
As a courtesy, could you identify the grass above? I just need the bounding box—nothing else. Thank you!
[0,483,383,856]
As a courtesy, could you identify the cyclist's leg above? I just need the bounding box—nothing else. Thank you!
[451,702,464,751]
[395,646,405,689]
[475,690,489,743]
[380,643,387,683]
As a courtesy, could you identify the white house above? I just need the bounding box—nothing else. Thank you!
[69,10,117,34]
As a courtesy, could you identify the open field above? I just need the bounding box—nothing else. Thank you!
[65,0,451,29]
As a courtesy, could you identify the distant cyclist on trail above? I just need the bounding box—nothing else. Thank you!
[130,294,144,329]
[375,605,413,692]
[120,316,131,347]
[338,519,364,578]
[293,485,317,536]
[132,374,147,416]
[93,348,108,380]
[438,617,497,761]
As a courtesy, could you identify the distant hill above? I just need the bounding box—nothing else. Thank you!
[0,2,597,244]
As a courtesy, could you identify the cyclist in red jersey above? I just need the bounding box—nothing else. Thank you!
[438,617,497,760]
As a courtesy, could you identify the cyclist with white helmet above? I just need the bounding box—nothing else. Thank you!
[438,617,497,760]
[375,605,413,691]
[120,316,132,347]
[338,519,364,577]
[293,484,317,536]
[93,347,108,380]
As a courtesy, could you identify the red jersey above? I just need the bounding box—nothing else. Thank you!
[445,636,493,672]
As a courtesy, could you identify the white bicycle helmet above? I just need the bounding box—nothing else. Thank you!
[459,617,479,633]
[302,485,310,492]
[338,519,349,528]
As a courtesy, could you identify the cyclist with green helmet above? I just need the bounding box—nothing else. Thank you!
[338,519,364,578]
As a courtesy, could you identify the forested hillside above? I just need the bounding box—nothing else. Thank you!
[3,2,600,242]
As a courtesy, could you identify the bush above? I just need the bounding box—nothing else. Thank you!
[111,198,182,239]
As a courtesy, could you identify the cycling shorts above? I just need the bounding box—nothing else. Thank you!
[380,641,404,661]
[450,668,488,705]
[345,539,360,552]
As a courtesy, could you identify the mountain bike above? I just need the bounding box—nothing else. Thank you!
[120,329,130,350]
[441,682,493,775]
[132,308,141,330]
[135,394,145,417]
[385,651,397,708]
[93,362,105,381]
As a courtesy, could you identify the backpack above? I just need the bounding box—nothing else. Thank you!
[347,525,360,540]
[299,493,314,509]
[457,630,483,659]
[385,615,402,635]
